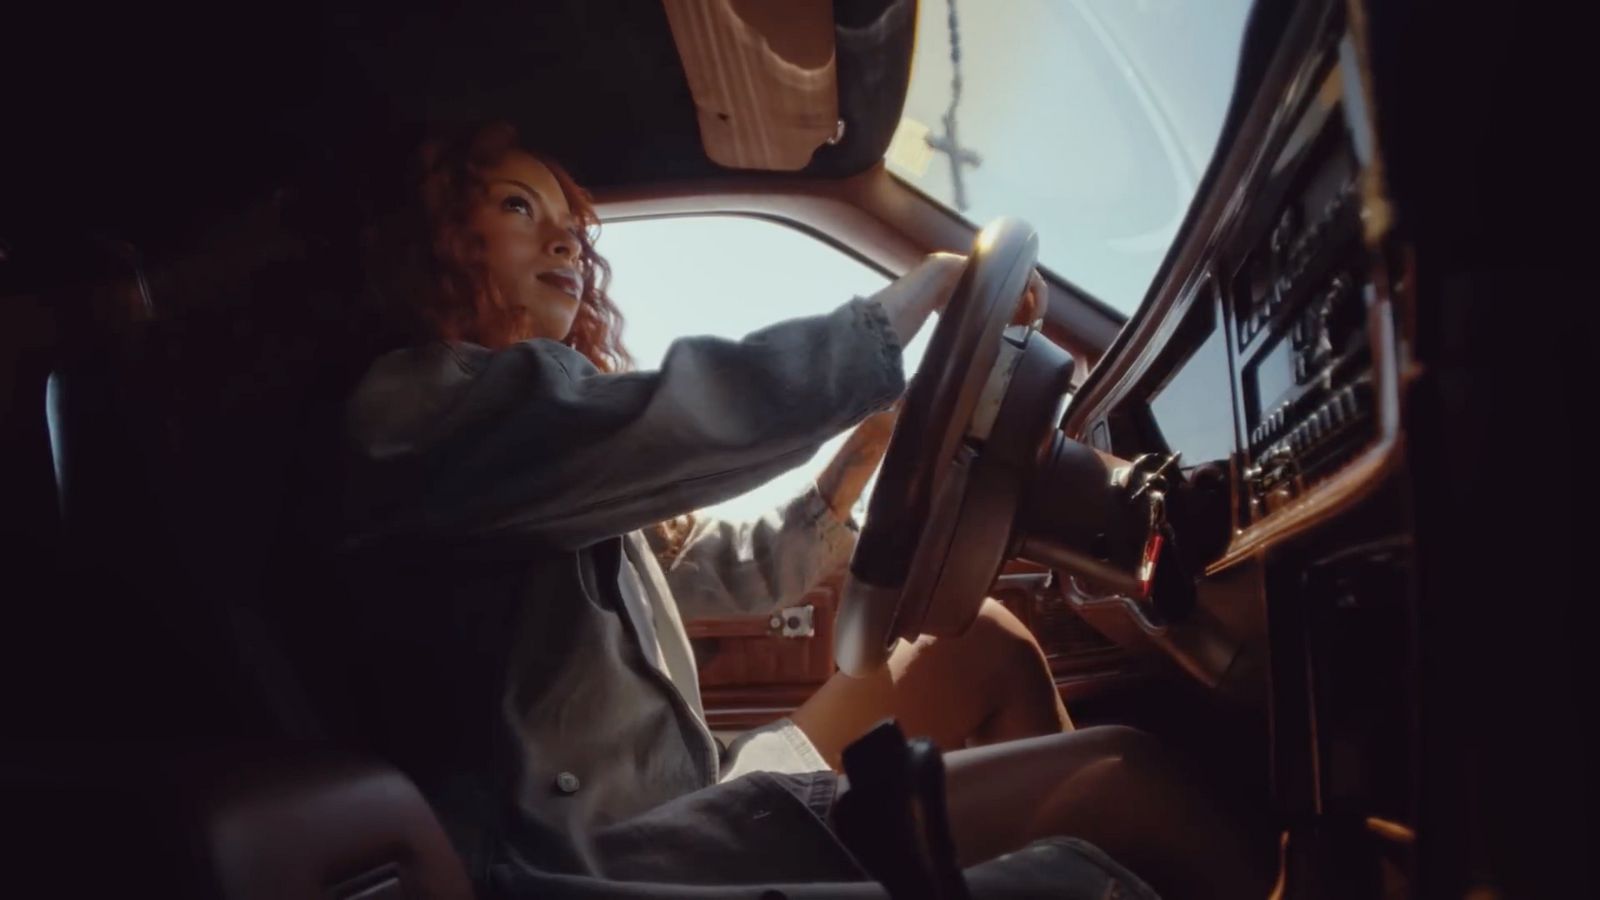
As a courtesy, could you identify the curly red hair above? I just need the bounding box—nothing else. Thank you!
[361,122,698,554]
[370,121,632,371]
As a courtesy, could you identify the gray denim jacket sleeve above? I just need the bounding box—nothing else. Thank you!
[343,297,904,550]
[649,483,857,620]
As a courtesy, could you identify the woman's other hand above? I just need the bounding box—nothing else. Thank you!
[1017,270,1049,326]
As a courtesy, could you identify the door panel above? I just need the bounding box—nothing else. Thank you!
[689,561,1151,730]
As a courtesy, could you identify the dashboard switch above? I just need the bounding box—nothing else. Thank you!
[1340,387,1359,420]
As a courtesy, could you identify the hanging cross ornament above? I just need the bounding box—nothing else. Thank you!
[926,112,982,212]
[925,0,982,211]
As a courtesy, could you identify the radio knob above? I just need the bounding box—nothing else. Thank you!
[1266,485,1294,512]
[1351,382,1373,414]
[1271,208,1299,255]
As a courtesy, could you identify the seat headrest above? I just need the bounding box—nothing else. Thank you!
[183,746,474,900]
[2,743,474,900]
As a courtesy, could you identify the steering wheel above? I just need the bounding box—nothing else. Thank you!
[836,218,1063,675]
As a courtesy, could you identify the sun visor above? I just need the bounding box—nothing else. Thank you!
[661,0,842,171]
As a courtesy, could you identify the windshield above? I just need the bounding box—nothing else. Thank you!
[885,0,1254,314]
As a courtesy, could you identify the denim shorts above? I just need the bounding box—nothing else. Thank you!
[489,719,1160,897]
[509,747,1163,898]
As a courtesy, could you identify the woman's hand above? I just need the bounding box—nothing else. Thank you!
[871,253,1050,347]
[870,252,966,347]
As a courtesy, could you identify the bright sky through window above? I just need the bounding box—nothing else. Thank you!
[888,0,1253,314]
[599,215,929,524]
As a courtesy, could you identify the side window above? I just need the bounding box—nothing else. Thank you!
[599,215,923,522]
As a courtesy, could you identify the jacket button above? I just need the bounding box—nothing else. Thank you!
[555,772,581,794]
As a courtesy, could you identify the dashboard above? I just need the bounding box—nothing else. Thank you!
[1070,0,1405,569]
[1055,0,1420,884]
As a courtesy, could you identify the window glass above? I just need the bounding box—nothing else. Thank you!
[600,215,927,522]
[886,0,1253,313]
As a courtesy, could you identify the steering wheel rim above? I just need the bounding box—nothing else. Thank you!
[836,218,1039,675]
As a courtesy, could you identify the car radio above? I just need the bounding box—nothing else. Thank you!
[1234,118,1377,523]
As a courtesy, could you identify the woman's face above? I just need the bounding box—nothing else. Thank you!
[468,151,584,342]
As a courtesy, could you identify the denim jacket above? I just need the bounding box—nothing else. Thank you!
[337,297,904,875]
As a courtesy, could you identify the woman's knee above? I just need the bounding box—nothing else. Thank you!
[971,596,1033,640]
[889,600,1028,688]
[963,599,1053,688]
[962,597,1040,659]
[1070,725,1166,766]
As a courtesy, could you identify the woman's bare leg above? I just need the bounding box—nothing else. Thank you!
[792,598,1070,768]
[793,602,1268,895]
[938,727,1273,899]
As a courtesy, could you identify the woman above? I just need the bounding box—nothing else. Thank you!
[334,122,1263,898]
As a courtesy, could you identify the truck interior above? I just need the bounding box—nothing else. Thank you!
[0,0,1584,897]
